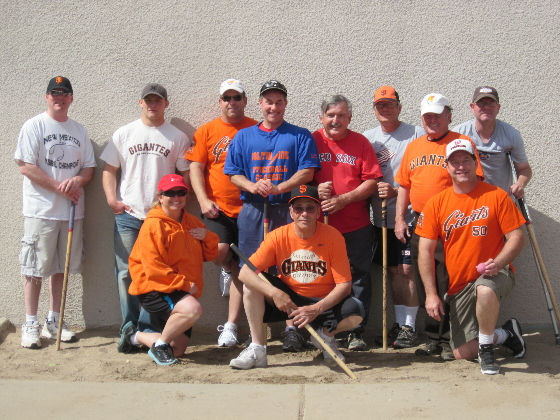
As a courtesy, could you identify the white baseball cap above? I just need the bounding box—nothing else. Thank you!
[446,139,475,159]
[421,93,450,115]
[219,79,244,95]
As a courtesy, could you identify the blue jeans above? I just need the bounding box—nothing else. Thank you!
[343,224,375,334]
[114,212,153,333]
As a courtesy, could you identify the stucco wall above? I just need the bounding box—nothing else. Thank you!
[1,1,559,336]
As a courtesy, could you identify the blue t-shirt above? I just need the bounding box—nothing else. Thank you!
[224,121,320,203]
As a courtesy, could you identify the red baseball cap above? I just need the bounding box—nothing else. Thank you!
[157,174,189,192]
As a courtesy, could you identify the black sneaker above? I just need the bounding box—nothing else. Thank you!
[347,332,367,351]
[117,321,137,353]
[478,344,499,375]
[414,338,442,356]
[502,318,526,358]
[282,328,305,352]
[148,343,178,365]
[375,322,400,347]
[394,325,418,349]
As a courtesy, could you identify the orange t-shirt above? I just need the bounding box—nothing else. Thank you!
[395,131,484,213]
[249,222,351,298]
[185,116,257,218]
[415,181,525,295]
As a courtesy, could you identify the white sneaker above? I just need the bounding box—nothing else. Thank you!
[41,319,76,342]
[230,343,267,369]
[21,321,42,349]
[219,268,232,297]
[311,327,346,362]
[217,322,238,347]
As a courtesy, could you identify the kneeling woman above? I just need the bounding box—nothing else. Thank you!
[128,174,219,365]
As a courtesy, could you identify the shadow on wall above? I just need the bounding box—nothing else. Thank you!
[80,118,231,330]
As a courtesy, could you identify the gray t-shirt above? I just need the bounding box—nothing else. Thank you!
[452,119,528,193]
[363,122,425,228]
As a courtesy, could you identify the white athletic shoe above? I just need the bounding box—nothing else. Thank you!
[230,343,267,369]
[219,268,232,297]
[311,327,346,362]
[217,322,238,347]
[21,321,42,349]
[41,319,76,342]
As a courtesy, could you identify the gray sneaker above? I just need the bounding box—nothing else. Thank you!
[311,328,346,362]
[347,332,367,351]
[478,344,499,375]
[230,344,267,369]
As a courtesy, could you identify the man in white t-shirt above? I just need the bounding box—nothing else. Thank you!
[100,83,191,351]
[15,76,96,349]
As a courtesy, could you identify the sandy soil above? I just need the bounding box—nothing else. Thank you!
[1,325,559,386]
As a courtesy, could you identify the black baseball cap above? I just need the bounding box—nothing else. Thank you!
[46,76,73,94]
[289,184,320,205]
[260,80,287,96]
[141,83,168,100]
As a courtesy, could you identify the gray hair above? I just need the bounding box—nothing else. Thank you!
[320,94,352,115]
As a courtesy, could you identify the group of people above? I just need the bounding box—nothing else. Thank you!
[15,75,531,375]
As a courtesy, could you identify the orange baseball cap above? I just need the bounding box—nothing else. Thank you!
[374,86,399,104]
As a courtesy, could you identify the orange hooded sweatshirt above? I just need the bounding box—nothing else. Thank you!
[128,206,219,299]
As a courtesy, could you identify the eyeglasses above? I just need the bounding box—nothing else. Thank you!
[221,94,243,102]
[161,189,187,197]
[49,90,72,97]
[447,157,475,168]
[292,205,317,214]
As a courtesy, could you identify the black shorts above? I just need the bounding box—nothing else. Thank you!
[372,227,412,267]
[261,272,365,332]
[138,290,192,337]
[202,211,238,245]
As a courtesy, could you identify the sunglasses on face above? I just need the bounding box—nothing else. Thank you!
[292,205,317,214]
[161,189,187,197]
[49,91,71,97]
[222,94,243,102]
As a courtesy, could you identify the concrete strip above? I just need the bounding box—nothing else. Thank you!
[0,380,302,420]
[303,382,560,419]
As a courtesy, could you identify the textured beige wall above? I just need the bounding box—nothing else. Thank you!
[1,1,559,335]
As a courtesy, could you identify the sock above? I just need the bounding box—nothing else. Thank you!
[285,326,296,332]
[224,321,237,330]
[479,332,494,346]
[494,328,508,345]
[26,314,38,323]
[155,338,167,347]
[47,311,59,323]
[130,332,139,346]
[249,342,265,350]
[394,305,406,327]
[404,306,419,330]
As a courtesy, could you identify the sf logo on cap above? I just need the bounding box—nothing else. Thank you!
[56,77,63,84]
[299,185,307,193]
[380,89,386,95]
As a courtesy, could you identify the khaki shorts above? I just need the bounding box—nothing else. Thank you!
[447,267,515,349]
[19,217,84,278]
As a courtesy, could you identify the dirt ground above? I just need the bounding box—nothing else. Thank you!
[1,324,560,386]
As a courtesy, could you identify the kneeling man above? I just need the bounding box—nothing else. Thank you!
[416,139,526,375]
[230,185,364,369]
